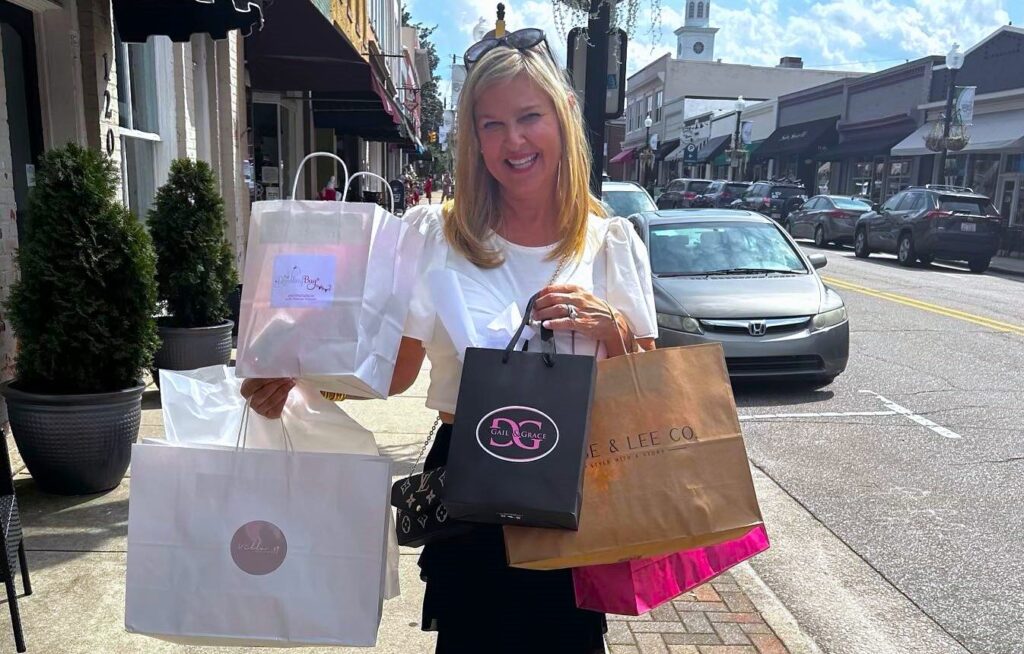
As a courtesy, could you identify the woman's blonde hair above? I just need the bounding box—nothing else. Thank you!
[444,42,605,268]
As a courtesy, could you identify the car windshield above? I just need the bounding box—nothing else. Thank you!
[688,181,712,193]
[725,184,749,193]
[938,196,999,216]
[603,189,656,217]
[648,221,807,275]
[833,198,871,210]
[771,186,805,199]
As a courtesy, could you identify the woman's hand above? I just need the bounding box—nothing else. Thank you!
[532,284,625,346]
[240,377,295,419]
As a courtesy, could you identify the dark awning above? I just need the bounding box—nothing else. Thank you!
[113,0,262,43]
[654,138,680,161]
[246,0,366,92]
[754,116,839,160]
[815,116,918,160]
[695,135,731,163]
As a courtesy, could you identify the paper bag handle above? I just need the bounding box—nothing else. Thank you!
[502,292,555,366]
[290,152,351,200]
[342,171,396,213]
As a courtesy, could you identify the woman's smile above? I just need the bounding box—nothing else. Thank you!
[506,153,540,172]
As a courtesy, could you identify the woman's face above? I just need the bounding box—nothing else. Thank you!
[474,73,563,200]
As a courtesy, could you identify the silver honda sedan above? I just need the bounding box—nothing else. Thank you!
[627,209,849,384]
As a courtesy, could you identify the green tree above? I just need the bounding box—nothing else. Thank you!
[401,6,443,146]
[7,144,159,394]
[148,159,238,329]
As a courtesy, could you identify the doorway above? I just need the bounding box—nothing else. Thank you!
[996,174,1024,257]
[0,2,44,240]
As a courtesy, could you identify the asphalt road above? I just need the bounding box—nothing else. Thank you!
[732,244,1024,654]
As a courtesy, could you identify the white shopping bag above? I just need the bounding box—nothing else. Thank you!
[125,441,391,647]
[236,154,426,398]
[157,366,400,600]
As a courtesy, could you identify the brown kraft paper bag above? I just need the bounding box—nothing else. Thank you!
[504,343,764,570]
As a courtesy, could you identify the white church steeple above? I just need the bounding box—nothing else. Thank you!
[676,0,718,61]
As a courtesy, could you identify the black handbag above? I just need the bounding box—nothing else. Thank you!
[390,419,473,548]
[441,292,597,529]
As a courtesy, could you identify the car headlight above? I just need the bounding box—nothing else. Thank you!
[657,313,703,334]
[812,306,848,331]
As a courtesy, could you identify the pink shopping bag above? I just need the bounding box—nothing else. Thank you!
[572,525,770,616]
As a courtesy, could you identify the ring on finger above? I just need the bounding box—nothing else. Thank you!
[565,304,579,320]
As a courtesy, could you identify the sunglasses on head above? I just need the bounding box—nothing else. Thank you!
[463,28,551,70]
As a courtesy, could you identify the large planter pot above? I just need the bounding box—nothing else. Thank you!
[1,382,145,495]
[153,319,234,380]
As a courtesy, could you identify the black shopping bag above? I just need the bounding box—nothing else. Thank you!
[442,293,597,530]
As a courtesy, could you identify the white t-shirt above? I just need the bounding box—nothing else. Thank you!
[402,204,657,414]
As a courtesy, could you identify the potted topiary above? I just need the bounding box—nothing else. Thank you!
[148,159,238,377]
[1,144,158,495]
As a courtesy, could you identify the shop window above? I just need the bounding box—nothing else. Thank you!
[115,33,162,220]
[1004,153,1024,174]
[251,101,293,200]
[850,158,873,197]
[970,155,1000,200]
[884,158,912,199]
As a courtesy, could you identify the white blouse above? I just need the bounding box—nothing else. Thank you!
[402,204,657,414]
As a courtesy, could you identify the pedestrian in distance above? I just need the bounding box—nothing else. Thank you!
[241,25,657,654]
[425,175,433,202]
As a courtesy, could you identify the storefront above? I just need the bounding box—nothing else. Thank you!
[813,115,919,200]
[753,116,839,191]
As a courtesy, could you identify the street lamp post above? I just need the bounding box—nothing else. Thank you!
[730,96,744,181]
[641,114,653,191]
[934,43,965,185]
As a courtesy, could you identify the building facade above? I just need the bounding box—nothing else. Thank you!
[0,0,256,398]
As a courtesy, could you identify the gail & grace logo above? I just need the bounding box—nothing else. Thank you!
[230,520,288,576]
[476,406,560,463]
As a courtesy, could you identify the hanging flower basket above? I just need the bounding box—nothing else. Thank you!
[946,124,970,151]
[924,120,945,152]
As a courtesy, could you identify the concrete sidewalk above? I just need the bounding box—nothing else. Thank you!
[0,365,816,654]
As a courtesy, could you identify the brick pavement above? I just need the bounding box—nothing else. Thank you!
[605,571,790,654]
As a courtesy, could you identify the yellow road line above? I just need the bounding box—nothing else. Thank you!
[822,276,1024,337]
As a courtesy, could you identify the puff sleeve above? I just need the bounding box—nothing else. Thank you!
[402,204,448,344]
[602,216,658,340]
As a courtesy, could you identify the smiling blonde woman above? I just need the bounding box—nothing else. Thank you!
[241,27,658,654]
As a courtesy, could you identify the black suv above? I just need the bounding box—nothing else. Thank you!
[692,180,750,208]
[733,180,807,220]
[853,185,1001,273]
[656,178,713,209]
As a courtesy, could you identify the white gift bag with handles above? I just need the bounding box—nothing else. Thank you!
[125,402,392,647]
[237,153,426,398]
[154,365,401,600]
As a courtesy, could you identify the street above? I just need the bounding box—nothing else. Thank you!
[735,243,1024,654]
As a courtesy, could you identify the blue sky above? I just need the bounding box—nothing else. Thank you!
[403,0,1024,104]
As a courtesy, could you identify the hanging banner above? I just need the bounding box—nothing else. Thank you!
[740,121,754,146]
[450,64,467,108]
[954,86,976,125]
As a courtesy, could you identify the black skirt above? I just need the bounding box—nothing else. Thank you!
[419,423,606,654]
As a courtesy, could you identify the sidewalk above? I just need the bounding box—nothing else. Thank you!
[0,365,816,654]
[990,254,1024,276]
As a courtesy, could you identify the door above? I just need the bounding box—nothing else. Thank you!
[873,192,904,252]
[996,175,1022,227]
[791,197,818,237]
[0,5,44,240]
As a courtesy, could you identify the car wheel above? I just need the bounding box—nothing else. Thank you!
[854,228,871,258]
[968,258,990,274]
[897,233,917,267]
[814,225,827,248]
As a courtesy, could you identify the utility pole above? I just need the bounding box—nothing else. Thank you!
[582,0,611,195]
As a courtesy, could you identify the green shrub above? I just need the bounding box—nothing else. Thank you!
[7,144,158,394]
[147,158,237,328]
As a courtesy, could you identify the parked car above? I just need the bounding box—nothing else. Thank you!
[853,185,1002,273]
[786,195,873,246]
[627,208,849,384]
[692,180,751,208]
[656,178,713,209]
[733,180,808,221]
[601,180,657,218]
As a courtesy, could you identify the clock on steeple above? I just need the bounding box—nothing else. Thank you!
[674,0,718,61]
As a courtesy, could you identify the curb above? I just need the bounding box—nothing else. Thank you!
[731,561,824,654]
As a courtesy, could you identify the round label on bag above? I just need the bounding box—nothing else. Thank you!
[475,406,560,463]
[230,520,288,575]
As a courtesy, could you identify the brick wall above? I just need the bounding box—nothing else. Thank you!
[76,0,121,196]
[173,42,198,160]
[216,33,249,275]
[0,29,20,414]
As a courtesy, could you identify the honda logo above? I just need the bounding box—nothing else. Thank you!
[748,321,768,336]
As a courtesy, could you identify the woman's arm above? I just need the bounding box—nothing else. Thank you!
[389,337,426,395]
